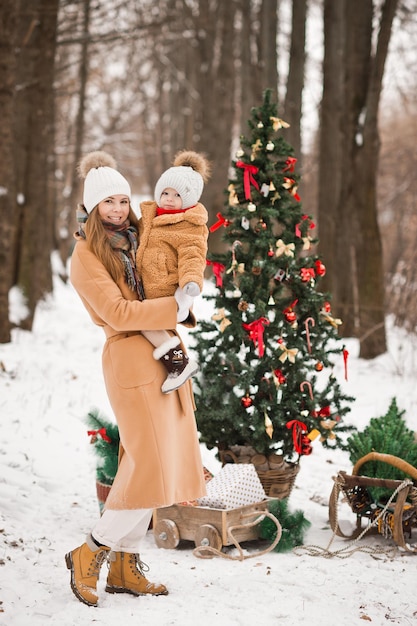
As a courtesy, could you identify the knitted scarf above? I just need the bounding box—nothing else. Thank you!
[102,219,145,300]
[156,206,193,216]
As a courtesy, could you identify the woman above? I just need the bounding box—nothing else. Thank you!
[66,151,206,607]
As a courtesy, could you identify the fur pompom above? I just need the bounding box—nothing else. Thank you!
[173,150,211,183]
[78,151,117,179]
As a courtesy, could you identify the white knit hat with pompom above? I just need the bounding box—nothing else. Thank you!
[154,150,210,209]
[79,151,131,213]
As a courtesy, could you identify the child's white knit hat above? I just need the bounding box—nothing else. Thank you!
[79,151,131,213]
[154,150,210,209]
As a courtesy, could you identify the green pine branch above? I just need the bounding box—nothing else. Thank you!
[84,408,120,485]
[259,498,311,552]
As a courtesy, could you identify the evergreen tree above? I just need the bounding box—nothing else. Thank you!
[191,89,355,462]
[347,397,417,502]
[85,408,120,486]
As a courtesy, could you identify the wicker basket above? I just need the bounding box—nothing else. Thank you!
[96,480,112,513]
[219,449,300,499]
[256,463,300,499]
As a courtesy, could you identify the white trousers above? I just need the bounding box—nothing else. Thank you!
[91,508,153,552]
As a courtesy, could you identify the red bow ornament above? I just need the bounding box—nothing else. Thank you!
[286,420,312,455]
[236,161,260,200]
[87,428,111,443]
[206,259,225,287]
[282,157,297,173]
[242,317,270,357]
[311,405,331,418]
[209,212,230,233]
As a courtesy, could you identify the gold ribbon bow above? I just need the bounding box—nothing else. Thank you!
[320,310,342,329]
[278,343,298,363]
[275,239,295,258]
[211,308,232,333]
[270,116,290,131]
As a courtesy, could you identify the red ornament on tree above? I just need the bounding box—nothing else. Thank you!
[300,435,313,455]
[284,311,296,323]
[314,259,326,276]
[273,368,286,384]
[283,299,298,323]
[300,267,315,282]
[241,394,253,408]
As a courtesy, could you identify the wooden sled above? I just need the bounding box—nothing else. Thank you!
[153,498,282,560]
[329,452,417,552]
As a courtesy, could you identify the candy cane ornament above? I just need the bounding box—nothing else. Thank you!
[304,316,315,353]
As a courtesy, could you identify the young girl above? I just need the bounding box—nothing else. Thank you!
[66,151,206,607]
[137,150,210,393]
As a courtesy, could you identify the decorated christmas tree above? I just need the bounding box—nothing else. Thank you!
[191,89,355,471]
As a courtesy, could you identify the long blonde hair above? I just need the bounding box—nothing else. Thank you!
[83,205,139,284]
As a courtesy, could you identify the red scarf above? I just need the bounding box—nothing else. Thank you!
[156,206,194,216]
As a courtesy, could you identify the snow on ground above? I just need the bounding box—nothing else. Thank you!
[1,273,417,626]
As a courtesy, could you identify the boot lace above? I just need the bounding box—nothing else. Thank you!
[88,549,109,576]
[130,553,150,576]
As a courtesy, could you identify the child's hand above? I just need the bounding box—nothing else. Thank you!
[183,282,200,297]
[174,287,194,322]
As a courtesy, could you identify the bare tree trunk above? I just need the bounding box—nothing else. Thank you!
[259,0,279,101]
[239,0,279,133]
[0,0,19,342]
[58,0,91,268]
[283,0,307,164]
[317,0,345,303]
[13,0,59,330]
[318,0,396,358]
[193,0,237,253]
[239,0,256,134]
[350,0,398,358]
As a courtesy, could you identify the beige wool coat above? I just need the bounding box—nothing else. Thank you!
[136,201,208,299]
[70,237,207,509]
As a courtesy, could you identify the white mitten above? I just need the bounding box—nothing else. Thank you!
[183,282,200,297]
[174,287,194,322]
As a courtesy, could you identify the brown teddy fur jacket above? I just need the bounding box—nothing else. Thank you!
[136,200,209,299]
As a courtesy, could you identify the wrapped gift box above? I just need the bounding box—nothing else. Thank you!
[197,463,266,509]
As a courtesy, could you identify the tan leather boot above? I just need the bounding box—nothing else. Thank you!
[65,534,110,606]
[105,552,168,596]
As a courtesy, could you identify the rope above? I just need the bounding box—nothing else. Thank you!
[293,476,414,559]
[193,511,282,561]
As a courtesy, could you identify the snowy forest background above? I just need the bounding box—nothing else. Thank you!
[0,0,417,358]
